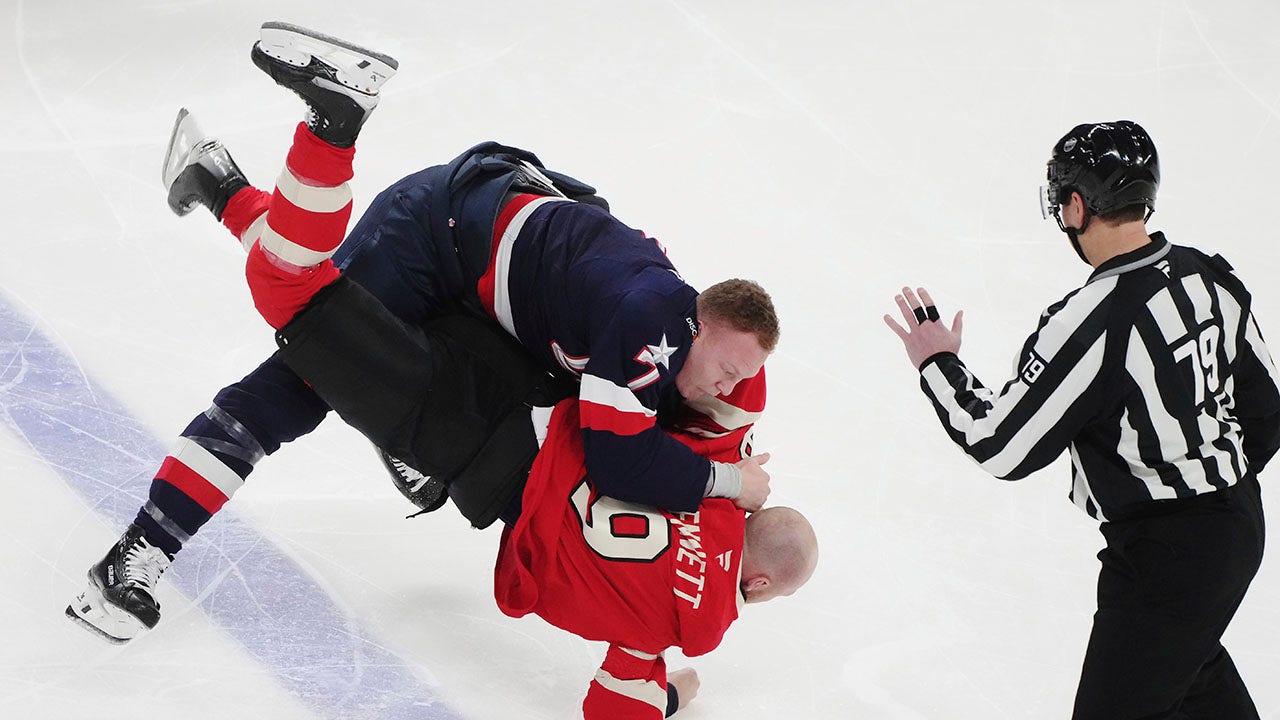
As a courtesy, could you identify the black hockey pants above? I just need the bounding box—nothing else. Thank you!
[1072,474,1265,719]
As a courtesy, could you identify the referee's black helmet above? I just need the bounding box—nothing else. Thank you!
[1043,121,1159,223]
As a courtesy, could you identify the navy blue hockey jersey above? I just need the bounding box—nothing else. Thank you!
[478,193,710,512]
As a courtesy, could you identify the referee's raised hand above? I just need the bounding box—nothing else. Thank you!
[883,286,964,369]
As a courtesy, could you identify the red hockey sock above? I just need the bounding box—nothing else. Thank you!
[245,246,340,329]
[256,123,356,265]
[220,186,271,241]
[242,123,356,329]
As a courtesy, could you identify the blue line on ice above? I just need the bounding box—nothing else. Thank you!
[0,293,458,720]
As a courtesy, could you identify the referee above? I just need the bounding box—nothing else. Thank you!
[885,121,1279,719]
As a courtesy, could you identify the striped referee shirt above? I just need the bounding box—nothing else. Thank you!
[920,232,1280,521]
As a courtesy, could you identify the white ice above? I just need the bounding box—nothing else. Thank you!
[3,1,1279,718]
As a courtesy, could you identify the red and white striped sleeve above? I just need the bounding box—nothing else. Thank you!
[582,644,668,720]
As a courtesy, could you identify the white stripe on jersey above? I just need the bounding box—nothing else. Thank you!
[550,341,590,375]
[1217,283,1244,366]
[627,367,660,391]
[491,196,570,337]
[617,646,660,661]
[921,361,999,442]
[1069,444,1108,521]
[169,437,244,500]
[1147,287,1185,346]
[274,167,353,213]
[1245,314,1280,393]
[531,405,554,448]
[681,426,732,439]
[1116,406,1178,502]
[592,668,667,713]
[684,393,763,433]
[581,373,657,418]
[1184,274,1216,327]
[1034,277,1117,360]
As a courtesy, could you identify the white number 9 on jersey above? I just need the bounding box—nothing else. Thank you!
[569,480,671,562]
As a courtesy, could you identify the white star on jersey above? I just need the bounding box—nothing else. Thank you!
[639,334,679,370]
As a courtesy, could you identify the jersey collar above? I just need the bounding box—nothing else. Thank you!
[1088,231,1171,283]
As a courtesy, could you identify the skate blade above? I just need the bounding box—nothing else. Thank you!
[161,107,207,188]
[258,21,398,95]
[65,605,130,645]
[65,586,146,644]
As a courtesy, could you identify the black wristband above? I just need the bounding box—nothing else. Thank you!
[665,682,679,717]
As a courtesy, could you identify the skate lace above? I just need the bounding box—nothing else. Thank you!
[305,106,331,133]
[390,456,431,492]
[123,539,171,592]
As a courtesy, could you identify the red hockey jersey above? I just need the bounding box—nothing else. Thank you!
[493,371,766,718]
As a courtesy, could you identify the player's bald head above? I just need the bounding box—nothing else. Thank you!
[740,506,818,604]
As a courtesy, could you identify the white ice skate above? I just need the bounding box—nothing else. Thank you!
[252,22,399,148]
[256,21,398,96]
[66,524,173,644]
[160,108,249,219]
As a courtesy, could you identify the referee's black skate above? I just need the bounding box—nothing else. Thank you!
[161,108,249,220]
[251,22,398,148]
[65,524,173,644]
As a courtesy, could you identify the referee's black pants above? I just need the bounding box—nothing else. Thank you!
[1072,474,1265,720]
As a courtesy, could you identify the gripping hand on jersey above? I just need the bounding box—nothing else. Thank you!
[734,452,772,512]
[884,286,964,370]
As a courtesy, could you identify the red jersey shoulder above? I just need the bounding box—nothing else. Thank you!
[672,369,766,462]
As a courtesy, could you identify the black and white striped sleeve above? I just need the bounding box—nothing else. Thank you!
[917,282,1115,480]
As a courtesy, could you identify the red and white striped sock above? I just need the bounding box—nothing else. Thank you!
[242,123,356,328]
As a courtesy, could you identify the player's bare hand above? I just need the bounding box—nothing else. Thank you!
[734,452,771,512]
[668,667,700,712]
[883,286,964,369]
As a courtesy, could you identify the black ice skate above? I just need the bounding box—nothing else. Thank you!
[251,21,399,148]
[380,448,449,518]
[161,108,249,220]
[65,524,173,644]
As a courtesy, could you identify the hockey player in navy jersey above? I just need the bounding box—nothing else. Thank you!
[68,21,779,645]
[65,28,815,714]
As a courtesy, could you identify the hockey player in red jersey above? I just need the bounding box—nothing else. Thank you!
[496,379,818,718]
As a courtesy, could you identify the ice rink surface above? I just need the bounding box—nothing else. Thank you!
[3,1,1280,718]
